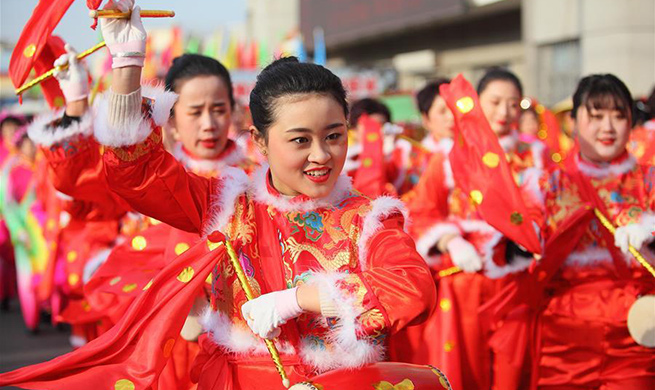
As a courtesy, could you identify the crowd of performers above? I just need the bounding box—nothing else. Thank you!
[1,1,654,389]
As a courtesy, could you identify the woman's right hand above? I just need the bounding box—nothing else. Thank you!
[100,0,147,69]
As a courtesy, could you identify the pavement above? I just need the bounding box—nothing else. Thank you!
[0,298,72,389]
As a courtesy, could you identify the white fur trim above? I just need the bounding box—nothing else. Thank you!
[415,222,461,266]
[459,220,534,279]
[458,219,497,234]
[565,247,628,267]
[576,154,637,178]
[172,142,246,173]
[27,109,93,147]
[249,164,353,213]
[93,90,153,147]
[201,167,250,236]
[306,272,385,371]
[141,84,178,127]
[200,309,295,356]
[358,196,409,270]
[481,230,533,279]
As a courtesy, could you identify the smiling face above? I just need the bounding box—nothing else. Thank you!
[479,80,522,136]
[422,95,454,140]
[575,104,631,163]
[170,75,232,159]
[253,93,348,198]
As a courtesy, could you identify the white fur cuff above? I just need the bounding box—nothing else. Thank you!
[27,109,93,147]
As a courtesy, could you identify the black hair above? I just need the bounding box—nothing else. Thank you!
[349,98,391,127]
[416,78,451,115]
[165,54,235,108]
[646,86,655,120]
[477,67,523,97]
[1,115,26,130]
[571,74,633,124]
[249,56,348,138]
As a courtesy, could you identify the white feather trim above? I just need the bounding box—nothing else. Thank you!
[27,109,93,147]
[248,164,353,213]
[576,154,637,178]
[141,84,178,127]
[201,167,250,236]
[200,309,296,356]
[69,335,87,348]
[565,247,626,267]
[306,272,385,371]
[414,222,461,266]
[358,196,409,270]
[93,86,177,147]
[172,142,246,173]
[463,220,535,279]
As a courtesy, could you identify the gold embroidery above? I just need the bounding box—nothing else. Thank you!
[285,236,353,271]
[108,130,162,162]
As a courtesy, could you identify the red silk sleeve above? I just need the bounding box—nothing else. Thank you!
[102,127,216,234]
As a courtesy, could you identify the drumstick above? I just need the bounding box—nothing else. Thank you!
[225,240,292,388]
[437,266,461,278]
[14,41,106,96]
[89,9,175,18]
[594,208,655,279]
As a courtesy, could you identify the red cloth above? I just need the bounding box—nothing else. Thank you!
[439,75,541,254]
[31,35,66,109]
[352,115,388,197]
[0,232,227,389]
[9,0,74,90]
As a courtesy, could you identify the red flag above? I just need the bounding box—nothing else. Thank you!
[32,36,67,109]
[0,233,227,389]
[481,205,594,365]
[9,0,75,90]
[352,115,387,197]
[440,75,541,254]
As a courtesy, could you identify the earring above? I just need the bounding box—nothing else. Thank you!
[260,149,267,156]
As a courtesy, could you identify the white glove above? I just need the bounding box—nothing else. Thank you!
[446,236,483,273]
[240,287,303,340]
[99,0,147,68]
[614,221,654,255]
[53,44,89,102]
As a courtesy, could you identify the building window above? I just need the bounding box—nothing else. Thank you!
[537,40,580,106]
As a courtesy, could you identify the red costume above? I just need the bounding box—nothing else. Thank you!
[529,152,655,389]
[95,89,435,389]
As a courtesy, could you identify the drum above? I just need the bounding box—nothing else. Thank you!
[289,362,452,390]
[627,294,655,348]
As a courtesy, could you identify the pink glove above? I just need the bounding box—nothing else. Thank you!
[240,287,303,339]
[99,0,147,68]
[446,236,483,273]
[53,44,89,102]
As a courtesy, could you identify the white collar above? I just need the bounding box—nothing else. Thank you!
[172,141,246,174]
[576,153,637,178]
[248,164,354,212]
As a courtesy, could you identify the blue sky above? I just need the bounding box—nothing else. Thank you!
[1,0,247,51]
